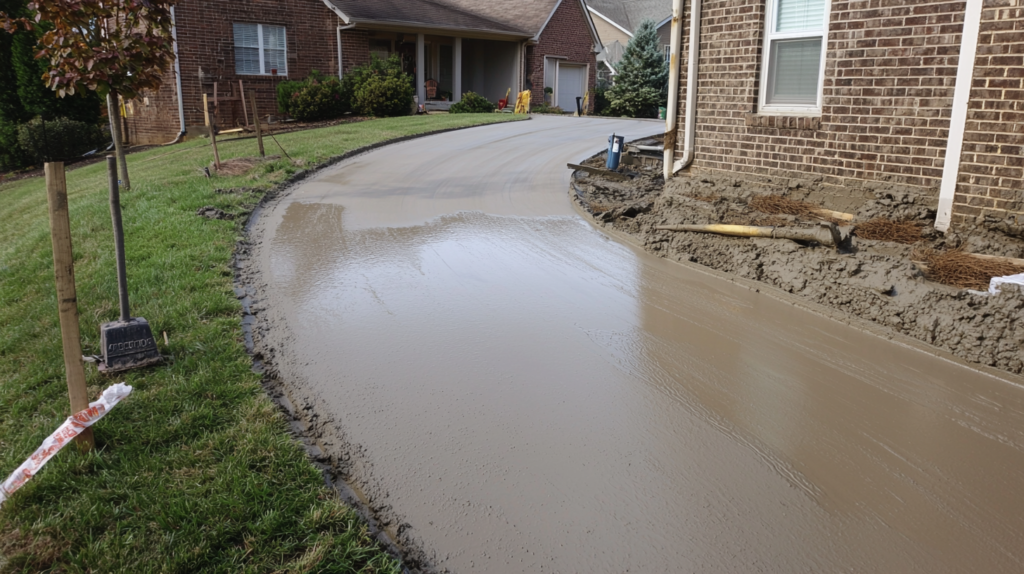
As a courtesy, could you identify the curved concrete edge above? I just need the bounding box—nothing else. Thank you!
[568,180,1024,390]
[234,119,532,574]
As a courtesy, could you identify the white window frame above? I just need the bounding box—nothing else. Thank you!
[758,0,829,115]
[234,23,288,76]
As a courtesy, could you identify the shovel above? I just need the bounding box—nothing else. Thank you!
[98,156,162,373]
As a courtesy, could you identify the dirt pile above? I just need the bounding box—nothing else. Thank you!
[571,156,1024,375]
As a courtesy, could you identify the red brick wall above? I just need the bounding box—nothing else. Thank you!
[126,0,340,144]
[952,0,1024,225]
[673,1,969,199]
[528,0,598,108]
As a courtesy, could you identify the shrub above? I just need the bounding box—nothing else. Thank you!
[353,74,415,117]
[341,55,414,118]
[531,103,563,114]
[277,70,348,122]
[593,85,612,116]
[450,92,495,114]
[15,116,107,164]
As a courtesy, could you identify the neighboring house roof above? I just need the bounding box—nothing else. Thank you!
[323,0,585,40]
[585,0,670,35]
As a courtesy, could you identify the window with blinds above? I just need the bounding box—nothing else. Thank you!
[233,23,287,76]
[760,0,827,111]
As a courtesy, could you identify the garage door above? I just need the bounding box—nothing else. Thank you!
[556,64,585,112]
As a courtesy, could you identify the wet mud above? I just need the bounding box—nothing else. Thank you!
[574,161,1024,376]
[243,117,1024,573]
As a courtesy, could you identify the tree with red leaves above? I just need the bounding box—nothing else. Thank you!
[1,0,176,189]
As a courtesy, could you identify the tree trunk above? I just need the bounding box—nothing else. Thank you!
[106,92,131,191]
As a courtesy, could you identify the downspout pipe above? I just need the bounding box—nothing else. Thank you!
[337,22,356,79]
[935,0,984,232]
[664,0,701,179]
[165,6,186,145]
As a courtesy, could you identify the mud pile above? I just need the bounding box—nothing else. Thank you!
[572,157,1024,375]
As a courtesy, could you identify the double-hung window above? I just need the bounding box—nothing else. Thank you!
[234,23,287,76]
[760,0,828,114]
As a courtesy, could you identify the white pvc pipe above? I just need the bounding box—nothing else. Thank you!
[935,0,984,232]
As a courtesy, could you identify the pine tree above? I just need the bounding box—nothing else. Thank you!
[606,20,669,119]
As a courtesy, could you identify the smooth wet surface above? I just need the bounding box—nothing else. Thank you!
[255,117,1024,572]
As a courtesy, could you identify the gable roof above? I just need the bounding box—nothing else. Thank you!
[323,0,564,37]
[585,0,671,34]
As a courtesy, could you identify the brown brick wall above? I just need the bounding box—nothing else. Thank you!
[527,0,598,108]
[126,0,339,144]
[952,0,1024,225]
[673,0,980,210]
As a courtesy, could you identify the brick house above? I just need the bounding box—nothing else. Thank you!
[665,0,1024,230]
[124,0,601,145]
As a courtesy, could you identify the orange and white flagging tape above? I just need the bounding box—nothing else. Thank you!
[0,383,133,507]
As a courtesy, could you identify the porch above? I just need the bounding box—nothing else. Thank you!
[340,29,525,108]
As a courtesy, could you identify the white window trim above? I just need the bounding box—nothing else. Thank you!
[234,23,288,77]
[757,0,829,115]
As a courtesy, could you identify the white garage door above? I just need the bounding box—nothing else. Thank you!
[556,64,585,112]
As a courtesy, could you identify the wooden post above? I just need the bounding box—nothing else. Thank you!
[249,91,265,158]
[239,80,249,128]
[44,163,95,452]
[203,94,221,168]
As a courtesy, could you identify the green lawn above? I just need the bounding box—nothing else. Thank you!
[0,113,525,573]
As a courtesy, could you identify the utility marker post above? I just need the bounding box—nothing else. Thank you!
[44,162,95,452]
[249,90,265,158]
[203,94,221,168]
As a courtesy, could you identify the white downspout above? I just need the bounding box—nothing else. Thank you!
[337,22,356,79]
[664,0,701,178]
[165,6,186,145]
[935,0,984,232]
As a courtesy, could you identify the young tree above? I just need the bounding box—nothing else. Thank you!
[1,0,176,188]
[606,20,669,119]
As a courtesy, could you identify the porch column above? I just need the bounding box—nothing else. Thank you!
[454,38,463,103]
[416,34,425,108]
[513,42,521,96]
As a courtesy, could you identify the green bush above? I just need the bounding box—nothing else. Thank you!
[277,71,348,122]
[16,116,107,164]
[353,74,415,118]
[342,55,414,118]
[531,102,563,114]
[450,92,495,114]
[593,85,612,116]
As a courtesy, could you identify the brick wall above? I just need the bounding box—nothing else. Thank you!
[952,0,1024,225]
[673,0,971,204]
[527,0,598,107]
[126,0,339,144]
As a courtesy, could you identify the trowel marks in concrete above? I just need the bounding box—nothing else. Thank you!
[254,117,1024,573]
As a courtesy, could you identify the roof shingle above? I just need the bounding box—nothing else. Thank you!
[324,0,564,37]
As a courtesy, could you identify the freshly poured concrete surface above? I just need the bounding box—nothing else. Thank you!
[253,117,1024,572]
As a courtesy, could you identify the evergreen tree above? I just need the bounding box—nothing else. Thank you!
[606,20,669,119]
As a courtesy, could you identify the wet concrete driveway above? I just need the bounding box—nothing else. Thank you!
[252,116,1024,573]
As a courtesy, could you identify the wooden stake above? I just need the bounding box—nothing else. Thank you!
[203,94,221,168]
[44,163,95,452]
[249,91,265,158]
[239,80,249,128]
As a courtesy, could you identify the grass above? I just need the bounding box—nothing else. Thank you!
[0,113,525,573]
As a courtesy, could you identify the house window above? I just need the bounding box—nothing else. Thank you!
[234,23,287,76]
[759,0,827,113]
[369,39,391,61]
[664,45,671,64]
